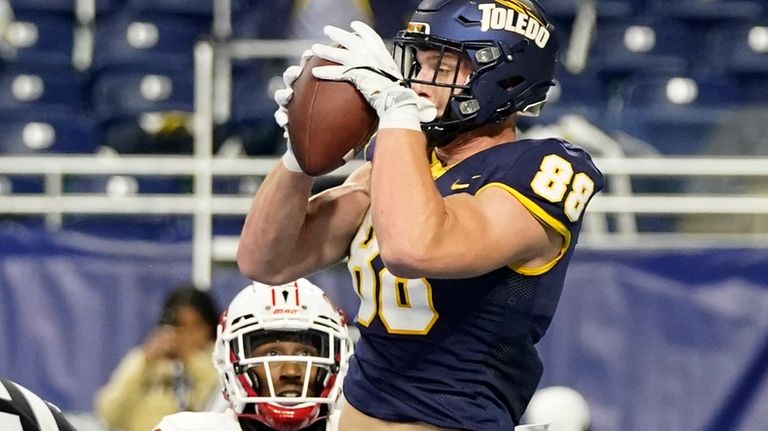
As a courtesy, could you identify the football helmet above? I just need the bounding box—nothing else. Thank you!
[524,386,591,431]
[393,0,559,146]
[213,280,352,431]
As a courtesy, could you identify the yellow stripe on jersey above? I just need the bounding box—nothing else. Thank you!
[478,182,571,275]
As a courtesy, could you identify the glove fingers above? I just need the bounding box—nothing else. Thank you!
[417,98,438,123]
[274,107,289,128]
[350,21,399,75]
[283,65,303,87]
[350,21,384,50]
[299,49,313,68]
[274,88,293,107]
[311,64,350,82]
[323,24,369,56]
[311,43,361,67]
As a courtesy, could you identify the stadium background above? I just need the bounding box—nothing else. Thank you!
[1,0,768,430]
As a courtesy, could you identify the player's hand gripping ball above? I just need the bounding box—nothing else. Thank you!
[287,56,377,176]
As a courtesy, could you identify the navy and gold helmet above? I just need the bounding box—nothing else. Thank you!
[394,0,559,146]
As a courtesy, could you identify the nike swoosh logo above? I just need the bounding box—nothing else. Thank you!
[450,180,471,191]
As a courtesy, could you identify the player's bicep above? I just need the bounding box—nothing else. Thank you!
[380,187,556,279]
[442,188,559,274]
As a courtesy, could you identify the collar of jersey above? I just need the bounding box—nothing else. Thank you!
[430,150,458,180]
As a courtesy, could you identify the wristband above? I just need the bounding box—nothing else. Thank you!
[378,103,422,131]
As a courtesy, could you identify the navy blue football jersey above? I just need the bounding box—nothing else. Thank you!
[344,138,604,430]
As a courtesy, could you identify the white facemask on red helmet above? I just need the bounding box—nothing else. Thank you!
[213,279,353,431]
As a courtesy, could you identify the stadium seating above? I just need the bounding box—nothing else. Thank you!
[6,10,74,68]
[230,0,294,39]
[90,69,193,120]
[527,68,612,128]
[92,13,207,71]
[65,175,188,195]
[0,67,87,117]
[645,0,764,21]
[8,0,76,13]
[229,62,279,124]
[126,0,213,18]
[0,114,98,154]
[703,20,768,104]
[0,0,764,162]
[88,67,194,156]
[618,73,742,154]
[707,21,768,75]
[368,0,421,38]
[0,176,45,194]
[542,0,637,20]
[589,18,695,78]
[225,59,286,155]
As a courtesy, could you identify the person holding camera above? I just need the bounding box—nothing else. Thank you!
[94,285,220,431]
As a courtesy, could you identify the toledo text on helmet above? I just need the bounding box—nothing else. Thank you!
[478,1,551,48]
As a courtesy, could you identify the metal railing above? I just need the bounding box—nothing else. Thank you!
[4,151,768,285]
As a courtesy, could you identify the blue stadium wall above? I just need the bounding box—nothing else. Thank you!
[1,226,767,431]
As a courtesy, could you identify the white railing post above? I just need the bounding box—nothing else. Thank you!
[192,40,215,290]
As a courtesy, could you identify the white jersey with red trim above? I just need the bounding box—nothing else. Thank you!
[153,408,340,431]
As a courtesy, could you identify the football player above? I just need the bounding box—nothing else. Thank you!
[153,279,353,431]
[238,0,604,430]
[0,378,78,431]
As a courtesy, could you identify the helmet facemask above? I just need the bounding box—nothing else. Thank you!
[214,281,352,431]
[235,329,336,400]
[224,327,342,431]
[394,35,483,147]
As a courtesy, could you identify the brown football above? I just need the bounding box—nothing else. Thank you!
[287,56,378,176]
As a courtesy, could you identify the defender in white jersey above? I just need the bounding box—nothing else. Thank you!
[154,279,353,431]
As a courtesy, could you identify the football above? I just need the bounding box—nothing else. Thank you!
[287,56,378,176]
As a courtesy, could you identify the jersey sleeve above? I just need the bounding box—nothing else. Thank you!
[478,140,604,274]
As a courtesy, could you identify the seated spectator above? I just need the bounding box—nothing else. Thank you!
[94,285,220,431]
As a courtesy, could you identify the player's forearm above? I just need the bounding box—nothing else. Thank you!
[237,163,313,282]
[371,129,445,274]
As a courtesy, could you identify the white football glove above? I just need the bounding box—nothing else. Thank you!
[310,21,436,132]
[274,49,313,174]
